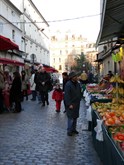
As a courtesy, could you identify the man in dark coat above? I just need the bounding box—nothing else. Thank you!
[35,66,51,106]
[62,72,69,113]
[64,71,82,136]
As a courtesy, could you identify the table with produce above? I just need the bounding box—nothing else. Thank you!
[88,75,124,165]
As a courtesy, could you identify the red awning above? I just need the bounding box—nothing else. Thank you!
[37,64,58,73]
[0,35,19,51]
[0,58,24,66]
[43,66,58,73]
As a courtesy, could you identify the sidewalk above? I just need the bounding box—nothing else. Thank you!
[0,92,102,165]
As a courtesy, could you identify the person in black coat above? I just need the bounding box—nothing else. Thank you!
[64,71,82,136]
[62,72,69,113]
[10,71,22,113]
[35,66,51,106]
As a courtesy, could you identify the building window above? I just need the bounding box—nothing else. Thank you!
[60,50,62,54]
[12,30,15,40]
[11,10,15,16]
[72,35,75,40]
[59,58,61,62]
[59,65,62,70]
[65,35,68,40]
[53,58,55,63]
[51,36,56,41]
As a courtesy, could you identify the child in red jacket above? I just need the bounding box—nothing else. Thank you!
[52,84,63,112]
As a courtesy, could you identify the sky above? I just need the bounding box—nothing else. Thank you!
[32,0,101,42]
[10,0,101,42]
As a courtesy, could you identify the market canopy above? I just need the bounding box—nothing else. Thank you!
[0,58,24,66]
[37,63,58,73]
[0,35,19,51]
[96,0,124,46]
[42,64,58,73]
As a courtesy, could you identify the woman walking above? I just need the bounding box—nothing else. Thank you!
[10,71,22,113]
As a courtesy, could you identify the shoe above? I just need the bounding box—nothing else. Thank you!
[46,101,49,105]
[67,132,73,136]
[42,103,45,107]
[63,110,66,113]
[56,110,60,112]
[31,99,36,101]
[72,130,79,134]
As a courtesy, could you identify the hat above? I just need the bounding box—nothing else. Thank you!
[69,71,79,79]
[62,72,68,76]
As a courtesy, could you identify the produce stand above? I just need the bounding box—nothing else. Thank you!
[91,109,124,165]
[84,78,124,165]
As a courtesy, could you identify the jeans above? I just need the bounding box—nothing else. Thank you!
[37,91,41,102]
[67,118,77,133]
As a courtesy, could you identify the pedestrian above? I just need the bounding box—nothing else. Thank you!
[64,71,82,136]
[36,65,51,106]
[34,67,42,104]
[88,71,94,83]
[21,70,30,101]
[0,69,5,113]
[10,71,22,113]
[52,83,63,112]
[2,69,12,111]
[30,70,37,101]
[80,70,88,84]
[62,72,69,113]
[108,70,114,78]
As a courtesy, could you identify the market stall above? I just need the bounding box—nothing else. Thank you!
[91,109,124,165]
[84,75,124,165]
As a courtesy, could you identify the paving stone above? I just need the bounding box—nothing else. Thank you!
[0,93,102,165]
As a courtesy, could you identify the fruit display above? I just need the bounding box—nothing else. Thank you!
[92,101,124,153]
[89,75,124,160]
[86,84,100,93]
[92,102,124,126]
[108,126,124,155]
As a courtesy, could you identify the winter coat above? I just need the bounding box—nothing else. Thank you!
[52,88,63,101]
[30,73,36,91]
[21,74,30,90]
[36,71,51,92]
[64,80,82,119]
[10,76,22,102]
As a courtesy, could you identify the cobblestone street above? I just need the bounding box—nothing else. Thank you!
[0,93,102,165]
